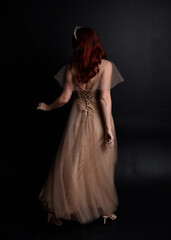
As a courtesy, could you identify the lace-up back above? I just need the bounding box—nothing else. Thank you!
[74,84,100,115]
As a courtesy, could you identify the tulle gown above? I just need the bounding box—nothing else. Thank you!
[38,59,124,224]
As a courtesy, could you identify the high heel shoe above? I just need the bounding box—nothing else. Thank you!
[102,213,117,224]
[47,213,63,226]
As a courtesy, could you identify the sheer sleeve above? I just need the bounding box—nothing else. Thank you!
[54,64,69,88]
[97,60,124,90]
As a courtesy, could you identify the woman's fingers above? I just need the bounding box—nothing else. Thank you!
[36,103,41,110]
[105,132,114,148]
[105,142,114,148]
[105,138,114,147]
[36,102,45,110]
[36,102,49,111]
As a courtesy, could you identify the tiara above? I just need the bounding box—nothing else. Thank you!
[74,26,82,40]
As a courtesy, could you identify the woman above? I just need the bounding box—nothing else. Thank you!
[36,26,124,226]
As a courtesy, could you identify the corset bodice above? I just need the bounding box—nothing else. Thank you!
[74,85,100,115]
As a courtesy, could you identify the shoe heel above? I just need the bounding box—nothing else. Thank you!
[102,215,108,224]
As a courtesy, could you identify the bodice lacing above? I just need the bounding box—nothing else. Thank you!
[75,85,97,115]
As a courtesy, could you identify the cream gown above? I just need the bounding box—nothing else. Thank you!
[38,59,124,224]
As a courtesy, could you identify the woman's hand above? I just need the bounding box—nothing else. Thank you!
[36,102,50,111]
[105,129,114,148]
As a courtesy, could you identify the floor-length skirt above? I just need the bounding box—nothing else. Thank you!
[39,97,119,224]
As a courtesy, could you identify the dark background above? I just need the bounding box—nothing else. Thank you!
[1,0,171,239]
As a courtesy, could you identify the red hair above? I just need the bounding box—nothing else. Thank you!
[69,27,106,83]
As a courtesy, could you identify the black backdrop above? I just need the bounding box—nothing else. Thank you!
[1,0,171,236]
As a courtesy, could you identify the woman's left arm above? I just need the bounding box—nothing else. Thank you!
[36,68,74,111]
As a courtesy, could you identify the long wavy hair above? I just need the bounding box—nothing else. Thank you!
[69,27,106,83]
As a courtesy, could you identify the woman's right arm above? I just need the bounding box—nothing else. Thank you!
[100,89,114,148]
[99,61,114,148]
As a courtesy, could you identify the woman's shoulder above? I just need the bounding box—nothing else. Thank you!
[101,59,113,67]
[99,59,113,73]
[101,58,110,64]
